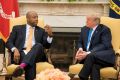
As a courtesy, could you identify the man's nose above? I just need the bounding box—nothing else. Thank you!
[35,18,38,22]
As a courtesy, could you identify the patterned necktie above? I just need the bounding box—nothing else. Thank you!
[86,28,93,51]
[26,27,34,53]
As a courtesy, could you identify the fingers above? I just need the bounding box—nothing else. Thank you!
[75,51,87,61]
[75,52,81,60]
[75,48,83,57]
[75,55,83,61]
[76,48,83,54]
[14,54,20,64]
[44,24,53,37]
[44,24,51,31]
[75,49,81,59]
[14,48,20,64]
[14,57,20,64]
[14,55,20,60]
[76,50,79,56]
[78,48,83,52]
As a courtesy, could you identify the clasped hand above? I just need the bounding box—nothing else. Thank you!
[75,48,88,61]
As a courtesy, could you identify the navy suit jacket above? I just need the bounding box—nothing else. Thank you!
[6,24,51,51]
[6,24,52,62]
[78,24,115,64]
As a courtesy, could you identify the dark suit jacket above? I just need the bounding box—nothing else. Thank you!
[6,24,52,62]
[78,24,115,64]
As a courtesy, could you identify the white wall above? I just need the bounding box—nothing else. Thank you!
[43,16,86,27]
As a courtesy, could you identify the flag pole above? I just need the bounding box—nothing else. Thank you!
[0,39,7,75]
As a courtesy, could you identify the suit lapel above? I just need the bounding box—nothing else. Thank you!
[84,27,89,49]
[21,25,26,47]
[91,25,100,40]
[34,27,39,42]
[90,25,101,45]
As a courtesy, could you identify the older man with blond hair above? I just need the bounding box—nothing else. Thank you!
[75,15,115,80]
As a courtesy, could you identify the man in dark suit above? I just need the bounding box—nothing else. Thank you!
[6,11,53,80]
[75,15,115,80]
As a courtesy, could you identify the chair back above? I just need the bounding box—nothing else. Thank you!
[100,17,120,52]
[10,16,45,32]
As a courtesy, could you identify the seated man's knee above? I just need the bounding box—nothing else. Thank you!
[34,43,43,49]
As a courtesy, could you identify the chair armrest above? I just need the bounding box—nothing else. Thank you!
[45,49,52,64]
[7,49,12,66]
[116,49,120,55]
[72,58,77,65]
[114,49,120,72]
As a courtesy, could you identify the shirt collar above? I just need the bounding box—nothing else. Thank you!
[92,25,98,31]
[26,24,35,29]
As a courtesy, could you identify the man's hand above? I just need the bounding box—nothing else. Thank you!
[75,48,83,60]
[75,48,83,57]
[75,48,88,61]
[44,24,53,37]
[76,48,83,54]
[14,48,20,64]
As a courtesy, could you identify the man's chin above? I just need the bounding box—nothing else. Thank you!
[32,24,37,27]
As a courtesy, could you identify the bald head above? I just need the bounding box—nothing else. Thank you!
[26,11,38,27]
[26,11,37,18]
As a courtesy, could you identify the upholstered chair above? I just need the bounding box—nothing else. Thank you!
[5,16,54,80]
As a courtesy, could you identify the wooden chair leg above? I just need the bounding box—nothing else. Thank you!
[5,75,12,80]
[68,73,76,79]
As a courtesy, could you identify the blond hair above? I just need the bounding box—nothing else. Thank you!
[87,15,100,24]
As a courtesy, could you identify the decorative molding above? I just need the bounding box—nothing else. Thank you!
[19,1,108,4]
[18,0,109,28]
[19,2,109,16]
[18,0,108,4]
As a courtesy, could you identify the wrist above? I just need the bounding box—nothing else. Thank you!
[13,48,17,52]
[78,48,83,51]
[14,48,18,53]
[11,47,16,52]
[86,51,91,54]
[48,34,53,37]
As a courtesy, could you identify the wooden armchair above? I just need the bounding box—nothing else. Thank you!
[69,17,120,80]
[5,16,54,80]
